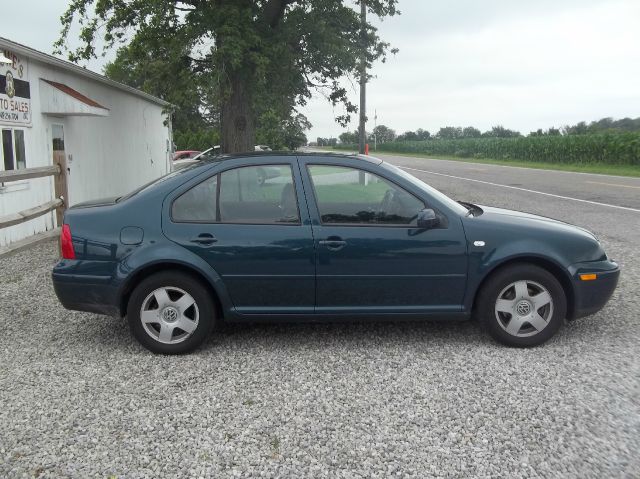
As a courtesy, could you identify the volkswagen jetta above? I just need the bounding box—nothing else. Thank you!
[52,153,619,353]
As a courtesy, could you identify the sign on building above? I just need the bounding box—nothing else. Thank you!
[0,50,30,125]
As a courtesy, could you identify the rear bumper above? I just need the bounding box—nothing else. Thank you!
[52,260,120,317]
[568,260,620,320]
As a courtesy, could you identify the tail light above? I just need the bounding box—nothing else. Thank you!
[60,224,76,259]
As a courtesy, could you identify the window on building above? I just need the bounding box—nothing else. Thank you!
[14,130,26,169]
[1,128,26,170]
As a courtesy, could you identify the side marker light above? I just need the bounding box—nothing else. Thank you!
[579,273,597,281]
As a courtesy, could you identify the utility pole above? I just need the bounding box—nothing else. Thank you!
[358,0,367,154]
[374,109,377,151]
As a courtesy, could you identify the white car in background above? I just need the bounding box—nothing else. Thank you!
[172,146,220,170]
[173,145,274,171]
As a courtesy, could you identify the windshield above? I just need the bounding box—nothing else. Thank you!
[381,162,469,216]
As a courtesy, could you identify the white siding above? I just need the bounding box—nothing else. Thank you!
[0,49,171,247]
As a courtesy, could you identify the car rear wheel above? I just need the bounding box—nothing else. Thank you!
[477,263,567,347]
[127,271,215,354]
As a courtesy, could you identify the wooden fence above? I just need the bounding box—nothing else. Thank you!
[0,153,68,230]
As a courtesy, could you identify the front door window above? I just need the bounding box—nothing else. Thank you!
[307,165,425,225]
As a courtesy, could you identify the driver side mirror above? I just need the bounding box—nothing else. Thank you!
[417,208,439,229]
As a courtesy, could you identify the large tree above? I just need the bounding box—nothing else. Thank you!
[372,124,395,143]
[56,0,399,153]
[103,37,217,133]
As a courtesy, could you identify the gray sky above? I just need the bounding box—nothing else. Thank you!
[5,0,639,140]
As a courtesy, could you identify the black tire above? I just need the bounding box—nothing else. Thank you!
[127,271,216,354]
[476,263,567,347]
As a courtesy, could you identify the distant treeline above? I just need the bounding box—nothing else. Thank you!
[318,117,640,147]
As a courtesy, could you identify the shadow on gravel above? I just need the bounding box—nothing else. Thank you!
[67,311,618,357]
[73,313,488,353]
[207,319,487,349]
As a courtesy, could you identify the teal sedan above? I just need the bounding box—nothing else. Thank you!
[52,153,620,354]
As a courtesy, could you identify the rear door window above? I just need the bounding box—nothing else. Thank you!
[171,164,300,224]
[172,175,217,222]
[219,165,299,224]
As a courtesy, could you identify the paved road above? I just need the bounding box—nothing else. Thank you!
[376,153,640,211]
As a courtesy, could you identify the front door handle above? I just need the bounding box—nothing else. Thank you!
[319,237,347,250]
[190,233,217,245]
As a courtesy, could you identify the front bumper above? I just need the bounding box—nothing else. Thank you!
[567,260,620,320]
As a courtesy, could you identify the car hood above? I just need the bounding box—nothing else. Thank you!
[476,205,597,240]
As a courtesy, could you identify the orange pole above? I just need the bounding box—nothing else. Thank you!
[365,143,369,155]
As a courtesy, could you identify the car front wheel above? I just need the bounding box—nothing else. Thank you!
[477,263,567,347]
[127,271,216,354]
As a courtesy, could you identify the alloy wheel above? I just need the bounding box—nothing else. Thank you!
[140,286,200,344]
[494,280,554,337]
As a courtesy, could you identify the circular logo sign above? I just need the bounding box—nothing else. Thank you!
[5,71,15,98]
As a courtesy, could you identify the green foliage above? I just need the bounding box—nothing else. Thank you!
[317,137,337,147]
[363,134,640,166]
[338,117,640,169]
[397,131,417,141]
[339,131,359,144]
[481,125,521,138]
[256,111,310,150]
[415,128,431,141]
[372,124,396,143]
[56,0,400,150]
[173,129,220,151]
[462,126,482,138]
[104,38,216,133]
[562,117,640,135]
[436,126,462,139]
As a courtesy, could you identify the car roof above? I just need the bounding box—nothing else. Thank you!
[198,151,382,165]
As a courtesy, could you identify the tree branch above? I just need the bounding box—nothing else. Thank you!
[262,0,296,28]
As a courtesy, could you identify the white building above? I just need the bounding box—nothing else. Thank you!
[0,37,172,247]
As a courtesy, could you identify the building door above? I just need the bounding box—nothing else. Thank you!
[51,124,68,224]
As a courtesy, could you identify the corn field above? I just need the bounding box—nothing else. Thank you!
[339,133,640,166]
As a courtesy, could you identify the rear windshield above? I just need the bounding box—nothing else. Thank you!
[117,168,192,202]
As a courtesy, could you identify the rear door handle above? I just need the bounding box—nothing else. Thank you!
[190,233,217,245]
[319,237,347,250]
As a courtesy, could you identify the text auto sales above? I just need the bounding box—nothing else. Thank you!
[0,99,29,122]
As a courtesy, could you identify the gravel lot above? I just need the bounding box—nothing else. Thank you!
[1,159,639,478]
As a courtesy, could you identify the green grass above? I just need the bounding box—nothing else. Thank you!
[270,436,281,459]
[255,183,284,201]
[330,147,640,177]
[314,182,388,203]
[310,165,346,175]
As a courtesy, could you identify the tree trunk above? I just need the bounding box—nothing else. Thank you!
[221,73,254,153]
